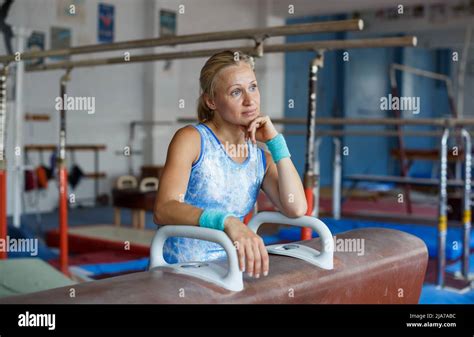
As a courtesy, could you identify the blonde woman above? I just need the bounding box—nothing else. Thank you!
[154,50,306,279]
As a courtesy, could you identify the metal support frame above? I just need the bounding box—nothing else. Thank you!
[312,137,322,218]
[13,27,27,228]
[302,53,324,240]
[58,68,72,275]
[461,129,472,281]
[332,138,342,220]
[0,65,8,259]
[437,128,449,288]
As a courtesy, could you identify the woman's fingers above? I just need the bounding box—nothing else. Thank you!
[247,117,263,132]
[247,116,270,144]
[243,236,268,278]
[233,237,268,278]
[258,239,269,276]
[248,121,261,144]
[235,241,246,272]
[251,124,257,144]
[244,241,255,277]
[252,239,262,278]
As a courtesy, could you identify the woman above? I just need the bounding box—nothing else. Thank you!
[154,50,307,279]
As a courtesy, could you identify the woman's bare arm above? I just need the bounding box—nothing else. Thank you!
[245,115,307,218]
[261,150,307,218]
[153,126,203,225]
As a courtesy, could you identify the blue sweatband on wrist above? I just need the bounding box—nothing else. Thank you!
[265,133,290,164]
[199,209,231,231]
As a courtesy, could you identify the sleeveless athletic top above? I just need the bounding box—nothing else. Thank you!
[162,123,267,263]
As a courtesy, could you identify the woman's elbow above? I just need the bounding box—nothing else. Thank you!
[153,204,165,225]
[284,202,307,218]
[154,199,179,225]
[153,212,161,225]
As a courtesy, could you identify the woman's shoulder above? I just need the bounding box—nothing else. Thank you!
[173,124,201,140]
[169,125,202,163]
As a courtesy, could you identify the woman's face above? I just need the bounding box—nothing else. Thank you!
[206,62,260,126]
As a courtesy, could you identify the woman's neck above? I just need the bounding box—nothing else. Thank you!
[206,117,246,145]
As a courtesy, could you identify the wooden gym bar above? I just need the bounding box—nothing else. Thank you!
[25,36,417,72]
[0,19,364,64]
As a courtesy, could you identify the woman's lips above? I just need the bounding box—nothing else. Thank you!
[242,109,257,117]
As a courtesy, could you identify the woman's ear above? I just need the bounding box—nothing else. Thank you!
[204,93,217,111]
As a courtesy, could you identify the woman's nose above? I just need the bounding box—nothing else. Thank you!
[243,91,255,105]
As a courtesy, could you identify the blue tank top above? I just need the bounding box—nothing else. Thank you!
[163,123,267,263]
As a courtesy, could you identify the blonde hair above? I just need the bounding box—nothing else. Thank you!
[197,50,255,122]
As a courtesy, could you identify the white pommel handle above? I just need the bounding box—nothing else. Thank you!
[248,211,334,270]
[149,225,243,291]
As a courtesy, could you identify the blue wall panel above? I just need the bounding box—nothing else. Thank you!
[284,16,452,186]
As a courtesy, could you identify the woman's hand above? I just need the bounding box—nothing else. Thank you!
[244,115,278,144]
[224,216,269,278]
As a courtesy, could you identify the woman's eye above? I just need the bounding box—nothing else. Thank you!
[231,89,241,97]
[249,84,257,91]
